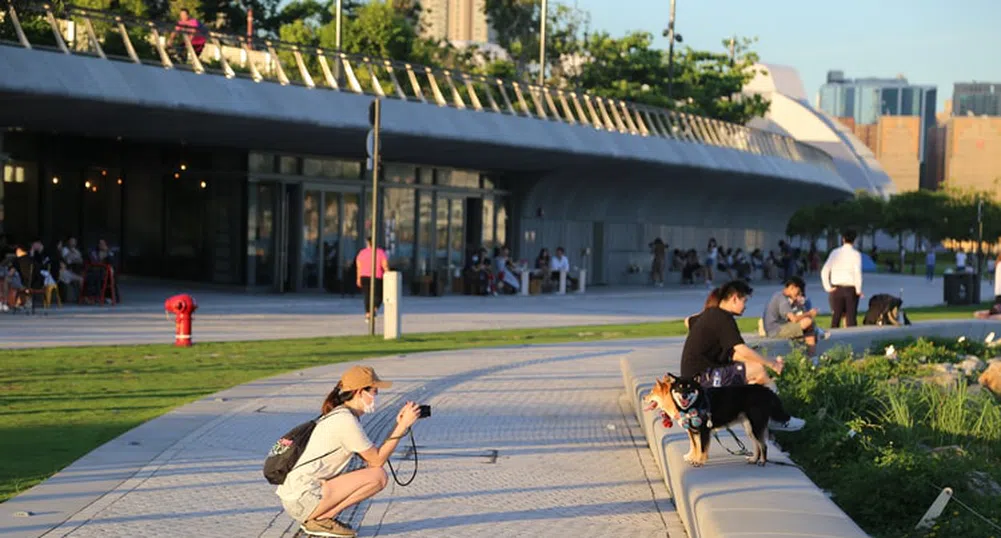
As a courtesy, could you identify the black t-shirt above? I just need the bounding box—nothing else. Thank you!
[680,307,745,378]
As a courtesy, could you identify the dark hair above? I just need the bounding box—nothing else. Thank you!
[321,382,367,414]
[842,229,858,244]
[556,246,564,253]
[718,280,753,301]
[783,276,806,292]
[703,288,721,310]
[180,8,190,15]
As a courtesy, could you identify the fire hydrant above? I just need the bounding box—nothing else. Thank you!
[164,294,197,347]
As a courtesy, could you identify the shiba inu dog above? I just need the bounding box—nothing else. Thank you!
[644,374,802,467]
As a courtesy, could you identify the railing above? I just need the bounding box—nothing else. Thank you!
[0,3,837,172]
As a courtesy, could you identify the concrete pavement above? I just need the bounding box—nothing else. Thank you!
[1,341,686,538]
[0,273,983,348]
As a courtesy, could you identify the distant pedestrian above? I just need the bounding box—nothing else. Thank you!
[925,248,936,282]
[821,230,863,329]
[355,237,389,322]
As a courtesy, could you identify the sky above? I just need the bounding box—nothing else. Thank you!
[566,0,1000,111]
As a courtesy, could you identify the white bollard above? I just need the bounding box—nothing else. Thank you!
[520,270,529,296]
[578,269,587,293]
[383,271,402,340]
[558,271,567,294]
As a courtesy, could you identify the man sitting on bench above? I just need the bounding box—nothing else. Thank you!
[762,276,818,357]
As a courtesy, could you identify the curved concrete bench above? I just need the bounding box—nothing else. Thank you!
[623,319,1001,538]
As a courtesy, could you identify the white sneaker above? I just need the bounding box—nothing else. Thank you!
[769,417,805,432]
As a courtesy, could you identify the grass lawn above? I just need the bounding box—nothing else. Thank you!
[0,300,991,502]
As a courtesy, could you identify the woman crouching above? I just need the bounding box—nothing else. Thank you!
[276,366,420,537]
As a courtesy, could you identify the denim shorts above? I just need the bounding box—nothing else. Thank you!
[282,487,322,523]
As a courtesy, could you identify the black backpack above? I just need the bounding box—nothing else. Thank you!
[263,410,342,485]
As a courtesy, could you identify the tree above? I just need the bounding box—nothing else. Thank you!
[483,0,587,83]
[669,38,770,124]
[574,31,672,107]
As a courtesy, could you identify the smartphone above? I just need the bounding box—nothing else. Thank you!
[418,404,432,419]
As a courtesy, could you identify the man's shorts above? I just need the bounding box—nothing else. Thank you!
[697,362,746,388]
[770,322,805,339]
[281,487,322,523]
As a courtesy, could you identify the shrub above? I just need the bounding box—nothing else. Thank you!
[776,341,1001,538]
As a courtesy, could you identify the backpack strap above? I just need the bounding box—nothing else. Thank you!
[289,407,351,472]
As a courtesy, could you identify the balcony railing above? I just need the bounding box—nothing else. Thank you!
[1,3,836,172]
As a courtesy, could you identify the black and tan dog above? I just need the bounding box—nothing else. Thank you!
[644,374,796,466]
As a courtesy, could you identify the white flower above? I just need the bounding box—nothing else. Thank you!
[884,345,897,359]
[958,336,967,343]
[986,332,995,344]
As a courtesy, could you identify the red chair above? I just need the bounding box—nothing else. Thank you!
[79,262,117,305]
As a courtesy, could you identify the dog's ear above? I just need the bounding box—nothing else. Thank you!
[665,373,678,384]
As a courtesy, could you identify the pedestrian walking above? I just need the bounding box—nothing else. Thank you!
[355,237,389,322]
[821,230,863,328]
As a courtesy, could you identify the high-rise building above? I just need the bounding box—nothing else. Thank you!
[953,83,1001,117]
[818,71,936,162]
[925,116,1001,192]
[419,0,492,44]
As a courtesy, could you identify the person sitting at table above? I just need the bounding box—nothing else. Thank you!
[549,247,577,290]
[493,246,521,294]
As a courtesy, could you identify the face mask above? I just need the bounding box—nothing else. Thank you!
[362,391,377,414]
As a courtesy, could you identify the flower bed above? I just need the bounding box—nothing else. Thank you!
[776,336,1001,538]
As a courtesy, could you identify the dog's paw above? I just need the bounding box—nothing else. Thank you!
[745,456,758,465]
[688,459,703,467]
[756,460,767,467]
[683,453,693,463]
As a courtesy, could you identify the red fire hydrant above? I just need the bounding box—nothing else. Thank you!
[164,294,198,347]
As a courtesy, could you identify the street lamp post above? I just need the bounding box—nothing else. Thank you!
[538,0,548,87]
[334,0,343,83]
[977,196,984,281]
[664,0,678,100]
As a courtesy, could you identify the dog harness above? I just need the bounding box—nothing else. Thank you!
[677,395,713,432]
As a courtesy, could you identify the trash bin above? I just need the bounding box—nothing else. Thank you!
[943,271,980,305]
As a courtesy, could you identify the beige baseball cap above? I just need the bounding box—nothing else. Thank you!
[340,365,393,392]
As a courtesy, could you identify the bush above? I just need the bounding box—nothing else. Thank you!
[776,339,1001,538]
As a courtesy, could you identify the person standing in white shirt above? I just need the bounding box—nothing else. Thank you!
[821,230,863,328]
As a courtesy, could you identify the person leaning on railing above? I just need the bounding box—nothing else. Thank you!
[166,8,206,59]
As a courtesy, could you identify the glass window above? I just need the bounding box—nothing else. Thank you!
[322,193,341,292]
[449,198,464,270]
[342,192,361,278]
[418,192,432,275]
[482,197,495,249]
[303,158,363,179]
[496,199,507,247]
[385,164,417,184]
[419,168,434,185]
[279,156,299,175]
[249,152,275,173]
[437,169,479,188]
[482,176,495,190]
[383,187,415,280]
[301,190,321,288]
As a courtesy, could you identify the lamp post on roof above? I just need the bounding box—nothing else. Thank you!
[662,0,683,100]
[538,0,548,87]
[335,0,343,51]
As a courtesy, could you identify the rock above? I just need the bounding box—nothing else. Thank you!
[923,372,963,388]
[957,356,986,377]
[968,471,1001,496]
[930,445,967,457]
[932,363,955,374]
[978,362,1001,397]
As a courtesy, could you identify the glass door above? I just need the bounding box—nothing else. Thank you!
[322,191,341,293]
[247,181,279,289]
[301,189,321,289]
[434,195,466,293]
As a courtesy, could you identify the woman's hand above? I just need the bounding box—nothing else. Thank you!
[772,356,785,375]
[396,401,420,429]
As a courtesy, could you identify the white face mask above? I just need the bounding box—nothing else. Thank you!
[362,390,377,414]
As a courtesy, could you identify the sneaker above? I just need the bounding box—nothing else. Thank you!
[300,518,356,538]
[769,417,806,432]
[816,327,830,340]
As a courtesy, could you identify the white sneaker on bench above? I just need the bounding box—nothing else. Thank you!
[769,416,805,432]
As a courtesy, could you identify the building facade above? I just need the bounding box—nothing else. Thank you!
[953,83,1001,117]
[818,71,936,162]
[419,0,491,44]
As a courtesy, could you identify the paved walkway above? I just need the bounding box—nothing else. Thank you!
[0,273,982,348]
[0,342,686,538]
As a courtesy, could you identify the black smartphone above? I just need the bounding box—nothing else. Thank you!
[418,404,432,418]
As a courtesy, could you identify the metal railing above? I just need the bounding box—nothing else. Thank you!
[1,3,836,171]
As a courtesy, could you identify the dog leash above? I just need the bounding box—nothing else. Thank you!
[712,428,802,468]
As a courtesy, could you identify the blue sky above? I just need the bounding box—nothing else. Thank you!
[567,0,1000,110]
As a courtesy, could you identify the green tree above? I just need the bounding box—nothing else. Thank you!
[483,0,587,83]
[669,38,770,124]
[574,31,671,107]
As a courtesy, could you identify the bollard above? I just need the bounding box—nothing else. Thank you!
[164,294,197,347]
[383,271,402,340]
[558,271,567,294]
[578,269,587,293]
[519,270,529,296]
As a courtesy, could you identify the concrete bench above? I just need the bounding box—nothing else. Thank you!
[622,319,1001,538]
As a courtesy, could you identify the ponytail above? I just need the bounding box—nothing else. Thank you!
[321,382,352,414]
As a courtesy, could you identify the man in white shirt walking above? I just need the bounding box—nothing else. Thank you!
[821,230,863,328]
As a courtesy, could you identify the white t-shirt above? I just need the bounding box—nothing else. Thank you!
[549,255,570,273]
[275,407,374,503]
[956,252,967,268]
